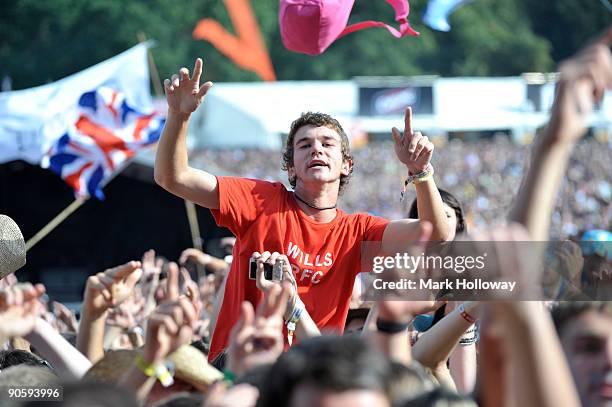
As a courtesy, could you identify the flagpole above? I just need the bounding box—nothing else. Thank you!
[25,198,86,252]
[137,32,164,97]
[138,31,204,254]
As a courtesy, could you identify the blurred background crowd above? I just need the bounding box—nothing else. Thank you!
[192,137,611,237]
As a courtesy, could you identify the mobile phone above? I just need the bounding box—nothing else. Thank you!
[249,258,283,281]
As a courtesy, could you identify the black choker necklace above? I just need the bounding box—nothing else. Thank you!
[294,193,337,211]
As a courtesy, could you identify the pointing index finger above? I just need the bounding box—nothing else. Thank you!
[404,106,413,138]
[166,262,180,302]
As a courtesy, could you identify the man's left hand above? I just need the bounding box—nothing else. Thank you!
[392,106,434,174]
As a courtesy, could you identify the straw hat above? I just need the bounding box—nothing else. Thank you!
[0,215,26,279]
[84,345,223,392]
[169,345,223,392]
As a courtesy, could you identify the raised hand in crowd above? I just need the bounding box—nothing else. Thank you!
[140,249,163,318]
[120,262,198,402]
[77,261,143,363]
[155,58,220,211]
[392,107,434,175]
[0,272,18,290]
[164,58,213,117]
[0,283,92,380]
[0,283,45,343]
[142,249,162,281]
[83,261,143,318]
[391,106,450,242]
[509,28,612,241]
[142,264,197,366]
[106,303,144,348]
[549,28,612,143]
[179,266,203,316]
[469,224,581,407]
[52,300,79,333]
[181,248,229,297]
[180,247,226,271]
[364,221,445,366]
[227,283,289,379]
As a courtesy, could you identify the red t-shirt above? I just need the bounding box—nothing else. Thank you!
[208,176,389,362]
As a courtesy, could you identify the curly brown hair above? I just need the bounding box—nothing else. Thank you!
[281,112,353,193]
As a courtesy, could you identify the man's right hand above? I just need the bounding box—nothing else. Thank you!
[164,58,213,117]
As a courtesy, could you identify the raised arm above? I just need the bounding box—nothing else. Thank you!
[0,283,46,345]
[384,107,450,252]
[472,225,581,407]
[154,58,219,209]
[76,261,142,363]
[0,284,91,380]
[25,318,92,380]
[119,272,199,402]
[411,301,480,370]
[509,29,612,240]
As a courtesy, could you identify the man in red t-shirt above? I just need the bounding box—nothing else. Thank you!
[154,59,450,362]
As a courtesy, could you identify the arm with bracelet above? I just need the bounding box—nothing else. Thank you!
[390,107,450,244]
[382,107,450,258]
[412,302,480,370]
[368,310,413,366]
[448,303,479,394]
[366,296,445,366]
[284,291,320,345]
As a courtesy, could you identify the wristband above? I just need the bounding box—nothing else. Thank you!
[376,318,409,334]
[135,354,174,387]
[400,164,434,202]
[409,163,434,183]
[458,304,476,324]
[223,369,235,384]
[286,297,305,346]
[458,325,478,346]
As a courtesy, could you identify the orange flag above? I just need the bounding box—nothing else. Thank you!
[193,0,277,81]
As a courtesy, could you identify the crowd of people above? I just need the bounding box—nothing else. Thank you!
[0,29,611,407]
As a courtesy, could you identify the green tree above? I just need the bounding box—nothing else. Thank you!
[0,0,605,89]
[520,0,611,64]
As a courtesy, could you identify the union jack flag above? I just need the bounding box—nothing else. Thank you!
[42,87,165,200]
